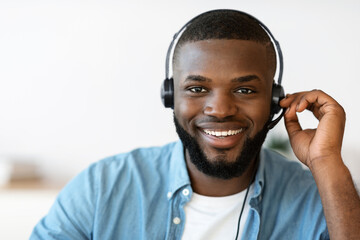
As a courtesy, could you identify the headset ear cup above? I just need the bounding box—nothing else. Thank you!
[161,78,174,109]
[271,83,285,115]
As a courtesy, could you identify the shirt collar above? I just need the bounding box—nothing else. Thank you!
[168,140,191,197]
[252,148,266,199]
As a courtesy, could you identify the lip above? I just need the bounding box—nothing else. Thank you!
[197,122,246,130]
[198,127,246,149]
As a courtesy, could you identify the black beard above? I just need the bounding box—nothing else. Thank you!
[174,115,269,180]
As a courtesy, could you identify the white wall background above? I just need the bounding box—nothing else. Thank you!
[0,0,359,183]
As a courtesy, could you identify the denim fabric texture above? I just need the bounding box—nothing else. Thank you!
[30,141,329,240]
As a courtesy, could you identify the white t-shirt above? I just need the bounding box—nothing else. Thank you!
[182,184,253,240]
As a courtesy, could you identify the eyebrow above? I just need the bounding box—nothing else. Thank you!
[231,75,261,83]
[184,75,212,82]
[184,74,261,83]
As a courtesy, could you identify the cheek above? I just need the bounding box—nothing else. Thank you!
[174,93,203,126]
[242,97,272,129]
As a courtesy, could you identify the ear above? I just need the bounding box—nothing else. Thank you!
[161,78,174,109]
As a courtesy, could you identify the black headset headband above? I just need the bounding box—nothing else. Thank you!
[165,9,284,86]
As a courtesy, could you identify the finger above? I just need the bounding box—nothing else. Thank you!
[296,94,322,119]
[284,104,303,139]
[280,92,305,108]
[286,93,307,115]
[296,90,340,120]
[281,90,326,115]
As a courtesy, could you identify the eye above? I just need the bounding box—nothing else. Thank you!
[236,88,254,94]
[188,87,207,93]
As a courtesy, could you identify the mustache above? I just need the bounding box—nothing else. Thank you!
[194,115,248,124]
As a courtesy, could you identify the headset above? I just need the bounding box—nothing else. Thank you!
[161,9,285,129]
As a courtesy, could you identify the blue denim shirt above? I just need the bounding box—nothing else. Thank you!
[31,141,329,239]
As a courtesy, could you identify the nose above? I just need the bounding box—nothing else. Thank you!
[203,91,238,119]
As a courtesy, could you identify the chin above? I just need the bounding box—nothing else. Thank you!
[201,144,245,164]
[173,115,269,180]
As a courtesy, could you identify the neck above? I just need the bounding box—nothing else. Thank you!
[185,150,258,197]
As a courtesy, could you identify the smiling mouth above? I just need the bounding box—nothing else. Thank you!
[203,129,243,138]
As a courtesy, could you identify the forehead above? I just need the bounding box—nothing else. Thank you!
[173,39,269,81]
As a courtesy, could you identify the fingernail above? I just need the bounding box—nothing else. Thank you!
[285,108,290,114]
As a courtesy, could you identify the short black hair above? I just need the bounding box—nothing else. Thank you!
[173,9,276,77]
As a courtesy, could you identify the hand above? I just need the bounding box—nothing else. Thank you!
[279,90,346,170]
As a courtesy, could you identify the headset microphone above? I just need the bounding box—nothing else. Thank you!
[161,9,286,129]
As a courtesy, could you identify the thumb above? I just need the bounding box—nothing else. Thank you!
[284,109,303,139]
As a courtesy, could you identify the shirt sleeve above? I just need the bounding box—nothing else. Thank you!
[30,164,98,240]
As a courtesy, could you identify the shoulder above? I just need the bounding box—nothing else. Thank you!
[31,142,180,238]
[260,148,320,204]
[258,148,328,239]
[260,148,324,214]
[55,141,179,202]
[88,141,178,177]
[261,148,315,190]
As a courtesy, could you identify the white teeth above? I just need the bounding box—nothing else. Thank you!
[203,129,243,137]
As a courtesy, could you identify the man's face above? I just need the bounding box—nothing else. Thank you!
[173,39,273,178]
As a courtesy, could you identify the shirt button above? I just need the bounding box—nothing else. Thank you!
[173,217,181,225]
[182,189,189,196]
[167,192,172,199]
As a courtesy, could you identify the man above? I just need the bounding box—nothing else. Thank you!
[31,9,360,239]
